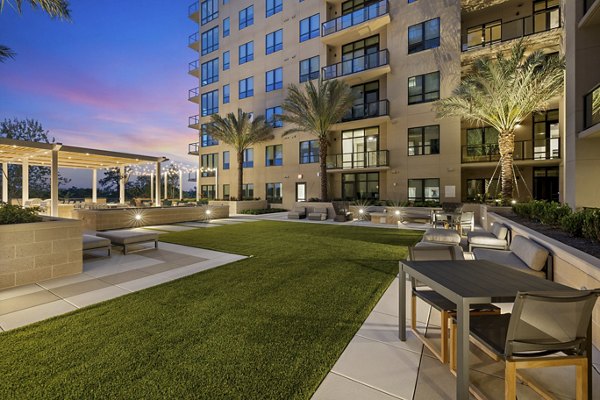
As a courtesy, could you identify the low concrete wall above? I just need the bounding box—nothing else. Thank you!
[73,205,229,231]
[486,211,600,348]
[209,200,267,214]
[0,218,83,290]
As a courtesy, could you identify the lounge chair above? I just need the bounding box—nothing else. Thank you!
[308,207,328,221]
[421,228,462,246]
[456,211,474,235]
[467,222,509,251]
[287,207,306,219]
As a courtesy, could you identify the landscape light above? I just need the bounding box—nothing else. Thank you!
[359,209,364,214]
[511,199,517,205]
[395,210,400,216]
[205,209,212,215]
[135,214,142,221]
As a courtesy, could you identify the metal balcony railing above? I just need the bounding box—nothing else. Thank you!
[189,32,199,46]
[461,138,561,163]
[584,0,596,14]
[326,150,389,169]
[342,100,389,122]
[322,49,389,80]
[584,84,600,129]
[322,0,389,37]
[188,1,199,17]
[188,115,200,127]
[188,87,199,100]
[462,6,561,52]
[188,142,200,155]
[189,60,199,72]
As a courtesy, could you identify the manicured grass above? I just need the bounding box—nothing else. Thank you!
[0,221,422,399]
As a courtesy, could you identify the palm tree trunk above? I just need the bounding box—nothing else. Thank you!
[237,151,244,200]
[319,136,328,201]
[498,130,515,204]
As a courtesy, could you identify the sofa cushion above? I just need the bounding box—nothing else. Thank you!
[509,236,549,272]
[422,228,461,245]
[468,234,508,248]
[472,248,546,278]
[491,223,508,240]
[96,230,159,245]
[312,207,328,215]
[82,234,111,250]
[415,241,465,260]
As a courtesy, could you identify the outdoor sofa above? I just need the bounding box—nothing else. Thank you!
[467,223,509,251]
[287,207,306,219]
[308,207,328,221]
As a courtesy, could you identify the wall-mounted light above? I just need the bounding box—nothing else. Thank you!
[297,174,303,179]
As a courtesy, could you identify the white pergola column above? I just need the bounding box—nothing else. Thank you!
[119,165,126,204]
[214,165,218,199]
[22,159,29,205]
[150,171,154,205]
[196,168,200,201]
[179,170,183,200]
[92,169,97,203]
[2,162,8,203]
[155,162,162,206]
[164,170,168,199]
[50,148,59,217]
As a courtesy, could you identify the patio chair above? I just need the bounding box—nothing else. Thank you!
[308,207,328,221]
[287,207,306,219]
[461,290,600,399]
[408,246,500,364]
[456,211,475,235]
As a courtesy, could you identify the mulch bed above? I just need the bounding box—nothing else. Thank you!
[495,210,600,260]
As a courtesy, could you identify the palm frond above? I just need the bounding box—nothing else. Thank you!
[205,108,274,154]
[0,0,71,20]
[0,45,16,62]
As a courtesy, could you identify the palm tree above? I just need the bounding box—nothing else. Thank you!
[281,79,355,201]
[206,109,273,200]
[436,42,564,203]
[1,0,71,62]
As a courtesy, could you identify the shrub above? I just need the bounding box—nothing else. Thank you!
[582,209,600,242]
[512,202,534,219]
[0,204,43,225]
[560,212,586,237]
[540,202,571,226]
[239,208,286,215]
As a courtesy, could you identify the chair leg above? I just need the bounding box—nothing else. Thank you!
[505,361,517,400]
[411,294,417,330]
[449,320,457,373]
[441,310,449,364]
[576,358,587,400]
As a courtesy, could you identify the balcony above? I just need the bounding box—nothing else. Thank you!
[461,6,561,53]
[581,84,600,139]
[321,0,390,46]
[322,49,390,84]
[581,0,600,28]
[188,87,199,104]
[188,115,200,130]
[326,150,389,171]
[332,100,390,130]
[188,60,199,77]
[188,1,199,22]
[461,138,560,164]
[188,32,200,51]
[188,142,199,156]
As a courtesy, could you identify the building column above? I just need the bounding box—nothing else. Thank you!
[2,162,8,203]
[179,170,183,200]
[164,169,168,199]
[22,159,29,205]
[92,169,97,203]
[196,168,200,201]
[119,165,126,204]
[150,171,154,205]
[50,148,59,217]
[214,165,218,199]
[155,162,162,206]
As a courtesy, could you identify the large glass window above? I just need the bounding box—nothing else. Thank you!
[408,125,439,155]
[341,127,379,169]
[466,178,499,201]
[266,29,283,55]
[241,183,254,199]
[408,71,439,104]
[466,20,501,49]
[342,172,379,200]
[201,153,218,176]
[533,109,559,160]
[243,148,254,168]
[341,0,380,14]
[222,184,230,200]
[200,0,218,25]
[239,5,254,30]
[299,55,320,82]
[299,14,320,42]
[223,151,230,170]
[299,140,319,164]
[408,178,440,203]
[200,185,216,199]
[348,81,380,119]
[223,84,230,104]
[466,127,499,158]
[266,67,283,92]
[201,26,219,55]
[265,144,283,166]
[223,51,230,70]
[201,58,219,86]
[266,106,283,128]
[201,124,219,147]
[239,77,254,99]
[266,0,283,17]
[239,41,254,64]
[223,17,230,37]
[340,35,380,76]
[408,18,440,54]
[266,182,283,203]
[201,90,219,116]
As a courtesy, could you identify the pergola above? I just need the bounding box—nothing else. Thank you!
[0,138,167,216]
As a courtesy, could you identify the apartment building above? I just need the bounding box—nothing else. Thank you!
[186,0,597,209]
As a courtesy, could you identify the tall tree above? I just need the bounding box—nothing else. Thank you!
[281,79,355,201]
[0,0,71,62]
[435,42,564,203]
[206,109,273,200]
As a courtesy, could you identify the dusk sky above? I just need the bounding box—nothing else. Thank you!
[0,1,198,186]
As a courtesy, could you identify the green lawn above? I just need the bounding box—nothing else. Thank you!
[0,221,422,399]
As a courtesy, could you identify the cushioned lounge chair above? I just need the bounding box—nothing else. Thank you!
[467,223,509,251]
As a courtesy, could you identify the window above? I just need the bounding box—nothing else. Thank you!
[223,17,230,37]
[222,184,230,200]
[585,86,600,129]
[241,184,254,199]
[266,106,283,128]
[408,18,440,54]
[201,90,219,116]
[466,178,499,201]
[342,172,379,200]
[201,153,218,176]
[201,26,219,55]
[201,58,219,86]
[223,84,230,104]
[533,109,559,160]
[243,148,254,168]
[223,51,230,70]
[239,77,254,99]
[466,127,499,158]
[408,71,440,104]
[299,14,320,42]
[266,29,283,54]
[299,140,319,164]
[408,125,439,155]
[200,0,218,25]
[266,182,283,203]
[265,144,283,166]
[408,179,440,203]
[223,151,230,170]
[239,5,254,30]
[239,41,254,64]
[266,67,283,92]
[342,0,380,14]
[201,124,219,147]
[266,0,283,17]
[200,185,216,199]
[341,127,380,168]
[299,55,319,82]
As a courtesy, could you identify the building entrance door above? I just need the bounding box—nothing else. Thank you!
[533,167,559,202]
[296,182,307,202]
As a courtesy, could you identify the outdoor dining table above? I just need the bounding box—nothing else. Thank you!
[398,259,586,399]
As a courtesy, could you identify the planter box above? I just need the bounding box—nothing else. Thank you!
[0,217,83,290]
[209,200,267,214]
